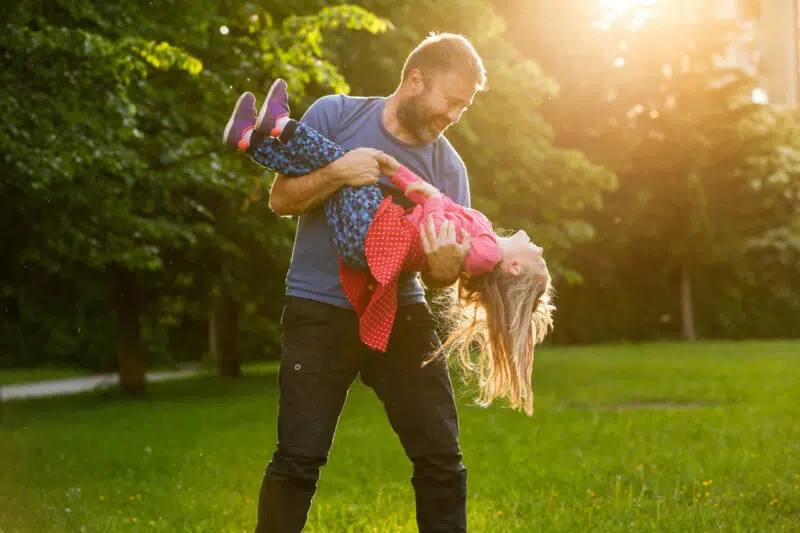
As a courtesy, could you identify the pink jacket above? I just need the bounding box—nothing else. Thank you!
[389,165,501,276]
[339,165,501,352]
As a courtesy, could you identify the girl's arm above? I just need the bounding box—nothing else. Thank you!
[385,165,439,206]
[389,166,456,227]
[383,166,467,232]
[461,211,501,276]
[377,156,441,205]
[389,166,461,221]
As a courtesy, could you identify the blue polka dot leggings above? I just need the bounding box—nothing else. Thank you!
[247,123,383,268]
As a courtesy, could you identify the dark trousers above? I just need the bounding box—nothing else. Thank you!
[255,296,467,533]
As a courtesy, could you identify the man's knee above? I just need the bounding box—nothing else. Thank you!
[268,452,330,486]
[411,452,466,482]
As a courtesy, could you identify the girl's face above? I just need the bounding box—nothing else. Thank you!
[497,230,548,278]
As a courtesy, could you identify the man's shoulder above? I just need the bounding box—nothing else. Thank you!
[429,134,470,207]
[301,94,381,141]
[303,94,383,138]
[309,94,383,118]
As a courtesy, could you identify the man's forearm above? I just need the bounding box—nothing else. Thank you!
[269,164,343,216]
[421,270,460,289]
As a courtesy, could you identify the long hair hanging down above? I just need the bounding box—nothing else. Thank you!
[433,268,555,415]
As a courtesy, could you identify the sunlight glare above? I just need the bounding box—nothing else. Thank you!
[602,0,658,10]
[596,1,657,30]
[602,0,632,14]
[592,19,612,31]
[751,87,769,104]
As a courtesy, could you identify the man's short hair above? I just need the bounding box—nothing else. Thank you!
[401,33,486,90]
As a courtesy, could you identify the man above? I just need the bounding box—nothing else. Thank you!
[257,33,486,533]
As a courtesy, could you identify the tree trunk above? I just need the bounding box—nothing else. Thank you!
[680,259,698,341]
[208,297,218,363]
[112,267,146,394]
[217,290,241,379]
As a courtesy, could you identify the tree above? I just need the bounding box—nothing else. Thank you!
[1,1,389,391]
[496,0,800,342]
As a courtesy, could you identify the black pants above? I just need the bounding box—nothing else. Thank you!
[255,296,467,533]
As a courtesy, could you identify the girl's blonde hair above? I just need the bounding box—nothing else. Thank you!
[434,267,555,415]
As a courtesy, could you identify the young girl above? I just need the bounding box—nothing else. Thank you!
[223,80,554,415]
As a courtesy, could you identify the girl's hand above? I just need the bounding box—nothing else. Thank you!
[376,152,400,177]
[405,180,441,199]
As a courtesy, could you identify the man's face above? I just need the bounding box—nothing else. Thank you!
[397,70,478,143]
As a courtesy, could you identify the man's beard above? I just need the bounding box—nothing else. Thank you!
[396,92,450,143]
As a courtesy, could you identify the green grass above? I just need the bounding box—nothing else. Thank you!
[0,362,280,388]
[1,341,798,532]
[0,367,86,387]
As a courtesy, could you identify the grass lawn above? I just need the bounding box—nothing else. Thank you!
[1,340,798,532]
[0,363,279,388]
[0,367,87,387]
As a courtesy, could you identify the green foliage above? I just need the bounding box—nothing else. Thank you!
[498,1,800,342]
[0,1,389,369]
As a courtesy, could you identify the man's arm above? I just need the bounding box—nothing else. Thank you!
[269,148,383,217]
[269,166,341,217]
[422,266,462,289]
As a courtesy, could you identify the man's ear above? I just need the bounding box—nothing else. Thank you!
[406,69,426,95]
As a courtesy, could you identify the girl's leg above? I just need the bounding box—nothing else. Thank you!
[246,120,349,177]
[246,131,320,178]
[248,124,383,269]
[282,122,346,170]
[324,184,384,269]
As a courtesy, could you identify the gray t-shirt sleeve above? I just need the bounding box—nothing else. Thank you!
[439,153,471,209]
[299,94,346,140]
[447,164,471,209]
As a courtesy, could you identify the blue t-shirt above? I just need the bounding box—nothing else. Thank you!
[284,95,471,308]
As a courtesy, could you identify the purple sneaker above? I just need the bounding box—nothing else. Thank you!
[255,79,290,136]
[223,91,257,149]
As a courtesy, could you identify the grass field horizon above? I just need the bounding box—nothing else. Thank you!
[1,340,798,532]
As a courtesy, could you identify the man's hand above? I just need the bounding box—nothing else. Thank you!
[330,148,383,188]
[419,216,471,287]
